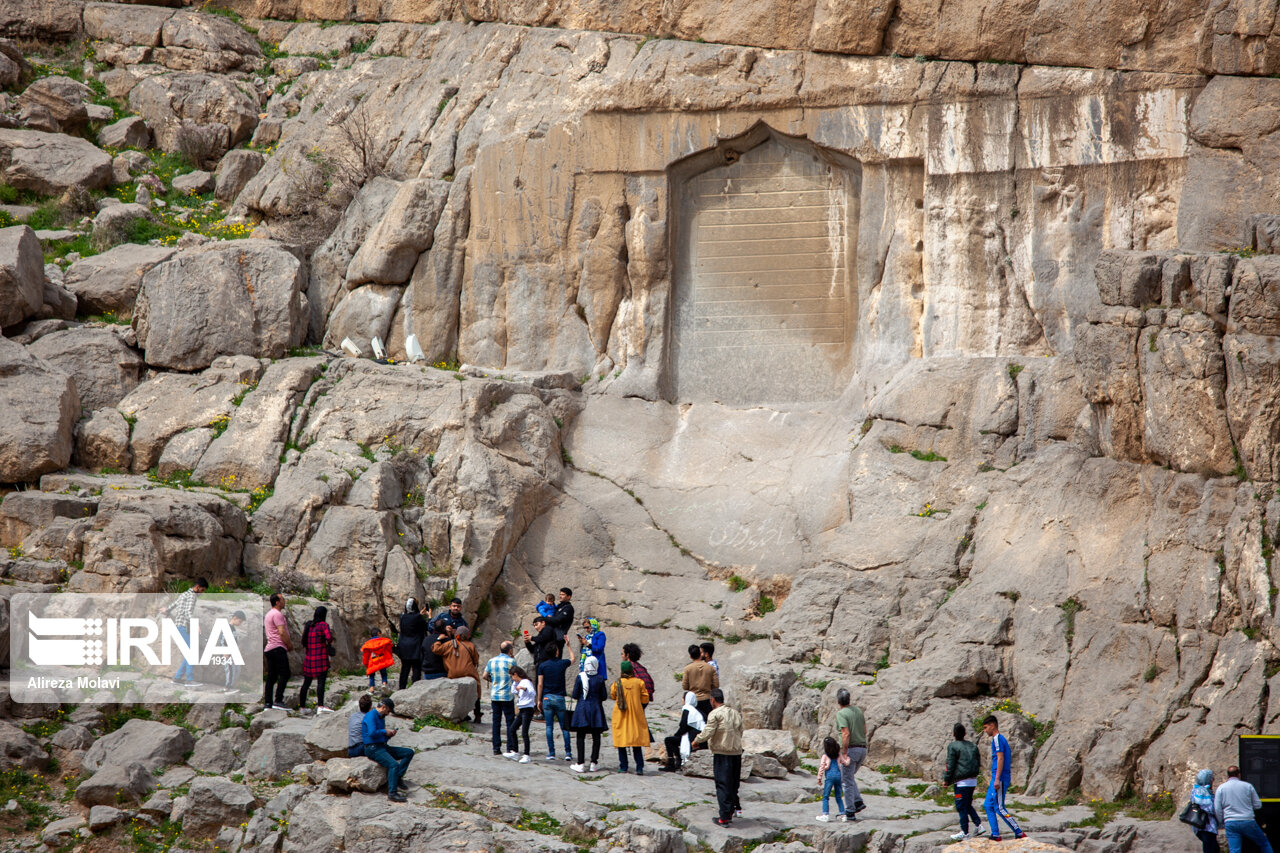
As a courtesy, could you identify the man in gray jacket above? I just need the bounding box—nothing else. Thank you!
[1215,765,1274,853]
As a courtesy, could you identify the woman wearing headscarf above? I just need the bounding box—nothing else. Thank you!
[396,598,428,690]
[610,660,651,774]
[1190,768,1220,853]
[659,691,705,772]
[570,655,608,772]
[575,618,608,678]
[434,626,483,722]
[299,605,334,712]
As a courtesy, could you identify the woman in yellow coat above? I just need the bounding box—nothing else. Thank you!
[610,660,651,774]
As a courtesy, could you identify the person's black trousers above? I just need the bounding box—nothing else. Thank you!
[663,735,684,768]
[398,659,422,690]
[696,699,712,718]
[264,647,290,706]
[299,672,327,708]
[713,754,742,821]
[491,700,515,754]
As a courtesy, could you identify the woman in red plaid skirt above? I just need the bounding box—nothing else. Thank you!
[299,606,334,712]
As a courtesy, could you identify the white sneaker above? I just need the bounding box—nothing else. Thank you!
[570,763,586,772]
[503,751,518,759]
[519,754,531,763]
[973,826,987,837]
[316,706,333,714]
[588,762,600,772]
[950,832,967,841]
[816,814,830,822]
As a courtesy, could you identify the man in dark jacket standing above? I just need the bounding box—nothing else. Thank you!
[548,588,575,645]
[944,723,984,841]
[524,615,562,666]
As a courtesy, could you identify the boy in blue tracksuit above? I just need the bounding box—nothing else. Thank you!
[981,715,1026,841]
[362,697,415,802]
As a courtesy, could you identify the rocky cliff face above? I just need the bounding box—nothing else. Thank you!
[2,0,1280,837]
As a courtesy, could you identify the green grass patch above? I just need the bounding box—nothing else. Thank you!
[727,574,750,592]
[909,449,947,462]
[412,715,469,732]
[146,467,206,489]
[0,770,53,831]
[102,706,154,733]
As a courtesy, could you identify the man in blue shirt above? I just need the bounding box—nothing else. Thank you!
[484,641,517,756]
[362,697,414,802]
[981,715,1026,841]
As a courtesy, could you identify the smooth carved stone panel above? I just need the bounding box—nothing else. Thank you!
[671,133,859,404]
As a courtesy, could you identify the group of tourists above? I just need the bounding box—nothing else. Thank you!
[1186,765,1275,853]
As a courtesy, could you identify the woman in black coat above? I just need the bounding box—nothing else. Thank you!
[396,598,428,689]
[569,655,608,771]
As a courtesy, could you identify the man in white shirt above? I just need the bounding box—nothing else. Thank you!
[1215,765,1274,853]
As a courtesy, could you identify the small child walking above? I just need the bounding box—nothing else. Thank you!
[361,629,394,692]
[816,736,850,822]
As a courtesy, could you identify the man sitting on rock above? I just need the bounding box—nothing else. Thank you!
[362,697,414,803]
[348,694,374,757]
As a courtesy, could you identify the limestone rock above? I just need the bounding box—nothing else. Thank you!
[0,721,49,771]
[0,130,113,195]
[116,355,262,471]
[0,337,79,483]
[1228,256,1280,337]
[98,116,151,149]
[134,240,308,370]
[390,673,478,721]
[75,761,155,807]
[172,169,215,194]
[747,754,788,779]
[93,203,151,243]
[741,729,798,771]
[74,407,133,471]
[189,727,251,774]
[35,277,77,322]
[63,243,176,318]
[127,73,258,153]
[155,427,213,480]
[83,2,173,46]
[244,730,312,780]
[181,776,258,837]
[325,757,387,793]
[27,328,146,412]
[345,178,451,287]
[732,666,799,730]
[82,719,195,774]
[87,804,124,832]
[1139,323,1233,475]
[74,487,247,591]
[681,750,752,780]
[16,75,91,133]
[214,149,264,203]
[605,812,688,853]
[194,358,323,491]
[158,10,263,73]
[0,490,96,547]
[42,816,86,846]
[0,224,42,327]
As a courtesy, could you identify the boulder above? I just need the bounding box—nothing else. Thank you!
[27,328,145,412]
[98,116,151,149]
[16,75,90,133]
[605,812,688,853]
[172,169,214,194]
[181,776,257,837]
[747,754,788,779]
[304,700,364,758]
[733,665,798,730]
[35,277,77,321]
[75,761,155,807]
[681,750,752,780]
[42,815,86,845]
[88,804,124,832]
[83,2,173,45]
[0,337,79,483]
[134,240,308,370]
[324,757,387,793]
[0,130,113,194]
[741,728,799,771]
[50,723,94,751]
[390,673,478,721]
[345,178,451,287]
[82,720,194,774]
[93,202,151,242]
[74,407,133,470]
[215,149,264,203]
[157,10,262,73]
[63,243,175,318]
[1094,250,1165,308]
[0,490,96,547]
[0,224,42,327]
[188,727,251,774]
[127,73,258,153]
[73,487,246,591]
[0,721,49,771]
[244,730,312,780]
